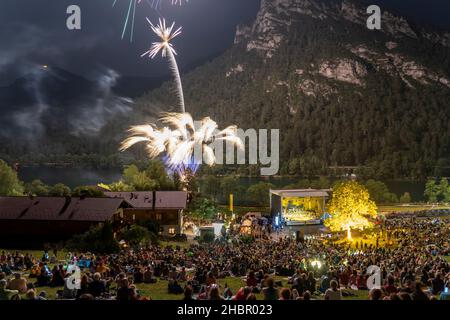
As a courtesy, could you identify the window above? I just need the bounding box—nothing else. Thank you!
[168,228,175,235]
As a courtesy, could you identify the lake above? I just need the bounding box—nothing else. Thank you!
[18,167,122,188]
[18,167,426,201]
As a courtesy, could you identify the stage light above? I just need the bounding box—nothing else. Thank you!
[311,260,322,269]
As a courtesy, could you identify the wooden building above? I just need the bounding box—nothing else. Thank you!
[0,196,129,247]
[105,191,187,236]
[0,191,188,247]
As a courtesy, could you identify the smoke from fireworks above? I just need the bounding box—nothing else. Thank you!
[120,113,243,171]
[142,18,185,113]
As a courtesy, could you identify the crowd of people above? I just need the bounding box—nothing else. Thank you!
[0,217,449,301]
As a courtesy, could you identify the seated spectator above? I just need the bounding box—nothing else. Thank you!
[116,279,133,301]
[262,278,279,301]
[182,285,195,301]
[168,279,183,294]
[7,273,27,294]
[49,265,65,287]
[133,268,144,284]
[369,288,383,300]
[411,282,428,301]
[324,280,342,300]
[36,266,51,287]
[88,272,106,298]
[439,282,450,300]
[77,293,94,301]
[246,270,258,288]
[206,272,216,286]
[0,279,19,301]
[178,267,187,282]
[303,290,311,301]
[383,276,398,295]
[398,292,412,300]
[246,293,257,301]
[143,267,157,284]
[234,286,251,301]
[279,288,291,300]
[208,284,223,300]
[431,273,445,295]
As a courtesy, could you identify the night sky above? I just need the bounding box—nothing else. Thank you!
[0,0,449,85]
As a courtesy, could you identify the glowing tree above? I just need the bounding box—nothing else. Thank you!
[325,181,378,240]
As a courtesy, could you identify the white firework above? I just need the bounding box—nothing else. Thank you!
[142,18,185,113]
[121,113,243,169]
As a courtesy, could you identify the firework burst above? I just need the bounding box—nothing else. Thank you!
[121,113,243,172]
[151,0,189,9]
[142,18,185,113]
[113,0,189,42]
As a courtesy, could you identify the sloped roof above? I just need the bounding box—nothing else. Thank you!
[0,197,33,219]
[0,197,125,222]
[105,191,187,210]
[67,198,125,221]
[104,192,153,208]
[270,189,330,198]
[155,191,187,210]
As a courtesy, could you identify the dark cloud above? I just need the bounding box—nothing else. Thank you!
[0,0,261,84]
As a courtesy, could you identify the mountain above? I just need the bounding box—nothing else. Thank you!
[132,0,450,179]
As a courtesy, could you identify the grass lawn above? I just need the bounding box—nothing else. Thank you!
[159,241,191,249]
[0,249,67,261]
[20,275,368,300]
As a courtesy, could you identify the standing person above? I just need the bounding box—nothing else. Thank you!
[324,280,342,300]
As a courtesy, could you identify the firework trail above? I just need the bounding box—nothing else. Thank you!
[112,0,189,41]
[121,113,243,172]
[142,18,185,113]
[113,0,141,42]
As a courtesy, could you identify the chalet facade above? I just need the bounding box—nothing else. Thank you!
[0,191,187,247]
[105,191,187,236]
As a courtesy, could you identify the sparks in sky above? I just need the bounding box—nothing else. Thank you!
[120,113,243,172]
[142,18,185,113]
[112,0,189,42]
[112,0,142,42]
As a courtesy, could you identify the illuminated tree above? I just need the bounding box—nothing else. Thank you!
[326,181,378,240]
